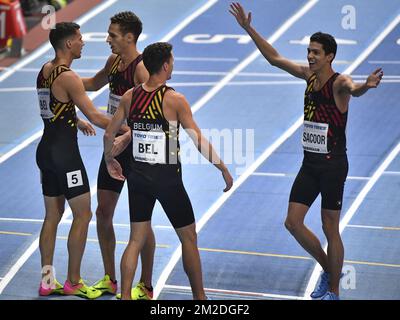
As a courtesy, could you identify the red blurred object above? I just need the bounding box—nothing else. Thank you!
[0,0,27,48]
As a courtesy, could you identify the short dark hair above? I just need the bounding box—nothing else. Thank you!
[143,42,173,75]
[110,11,142,42]
[310,32,337,62]
[49,22,80,50]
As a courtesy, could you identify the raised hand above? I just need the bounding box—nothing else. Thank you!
[366,68,383,88]
[229,2,252,30]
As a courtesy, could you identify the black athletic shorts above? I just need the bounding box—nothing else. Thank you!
[127,161,195,229]
[97,140,132,193]
[36,138,90,200]
[289,153,348,210]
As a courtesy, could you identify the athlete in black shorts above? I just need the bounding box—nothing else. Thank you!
[104,42,233,300]
[82,11,155,299]
[36,22,118,299]
[231,2,383,300]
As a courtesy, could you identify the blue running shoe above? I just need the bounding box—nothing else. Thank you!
[321,291,340,300]
[310,272,330,299]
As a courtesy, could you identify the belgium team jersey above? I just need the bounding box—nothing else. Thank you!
[128,84,179,165]
[36,64,77,138]
[107,54,143,116]
[302,72,347,158]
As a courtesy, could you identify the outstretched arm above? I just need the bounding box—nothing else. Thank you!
[63,72,110,130]
[229,2,311,80]
[82,54,115,91]
[166,91,233,192]
[337,68,383,97]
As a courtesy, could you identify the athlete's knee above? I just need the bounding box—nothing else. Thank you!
[183,230,197,245]
[322,210,340,238]
[44,214,62,226]
[285,202,308,234]
[73,210,93,223]
[284,217,303,234]
[128,235,146,253]
[322,221,340,239]
[95,205,114,223]
[96,190,118,217]
[44,209,64,225]
[176,223,198,245]
[284,219,295,233]
[57,204,65,216]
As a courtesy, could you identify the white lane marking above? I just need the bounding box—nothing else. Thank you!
[347,224,400,231]
[368,60,400,64]
[383,171,400,175]
[251,172,371,180]
[0,87,37,92]
[163,284,306,300]
[174,57,239,62]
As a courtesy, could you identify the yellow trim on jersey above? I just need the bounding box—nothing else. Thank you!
[110,56,121,75]
[306,74,317,93]
[154,93,163,116]
[51,104,68,122]
[52,102,62,114]
[148,102,156,119]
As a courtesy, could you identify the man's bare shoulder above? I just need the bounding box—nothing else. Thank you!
[164,89,188,112]
[107,53,118,64]
[333,74,352,92]
[135,60,147,73]
[42,61,53,75]
[122,87,134,100]
[164,88,185,101]
[56,68,80,83]
[336,73,352,82]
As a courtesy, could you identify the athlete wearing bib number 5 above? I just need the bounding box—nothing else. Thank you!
[230,2,383,300]
[82,12,156,299]
[36,22,113,299]
[104,42,233,300]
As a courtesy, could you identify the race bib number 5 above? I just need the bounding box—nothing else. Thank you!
[132,130,166,164]
[66,170,83,188]
[37,88,54,119]
[302,120,329,153]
